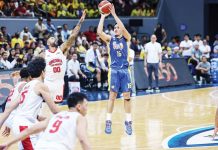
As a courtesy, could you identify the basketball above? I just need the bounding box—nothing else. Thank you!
[98,0,111,14]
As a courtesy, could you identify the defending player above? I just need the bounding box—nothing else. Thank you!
[0,57,60,150]
[1,68,31,136]
[43,11,86,103]
[0,92,90,150]
[97,4,132,135]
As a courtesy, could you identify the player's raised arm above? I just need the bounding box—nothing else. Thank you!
[109,4,131,41]
[37,83,60,114]
[97,14,111,43]
[60,11,86,54]
[77,116,91,150]
[0,97,20,129]
[0,119,49,150]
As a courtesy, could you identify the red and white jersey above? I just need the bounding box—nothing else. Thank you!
[35,111,80,150]
[45,47,66,81]
[4,81,27,128]
[15,80,43,123]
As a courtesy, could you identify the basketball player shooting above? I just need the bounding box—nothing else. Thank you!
[97,4,133,135]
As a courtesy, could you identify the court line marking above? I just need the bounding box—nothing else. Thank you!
[176,123,213,132]
[209,90,218,99]
[161,93,216,108]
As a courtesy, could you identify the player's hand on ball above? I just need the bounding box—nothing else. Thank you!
[101,13,110,17]
[109,4,116,16]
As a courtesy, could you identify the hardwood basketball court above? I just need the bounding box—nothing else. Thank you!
[1,87,218,150]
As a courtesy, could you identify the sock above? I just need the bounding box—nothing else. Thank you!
[126,113,132,122]
[97,82,101,88]
[106,113,112,121]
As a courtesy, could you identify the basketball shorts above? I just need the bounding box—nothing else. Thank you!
[12,117,41,150]
[108,68,132,93]
[44,79,64,103]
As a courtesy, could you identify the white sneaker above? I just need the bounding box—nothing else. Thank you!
[131,93,136,97]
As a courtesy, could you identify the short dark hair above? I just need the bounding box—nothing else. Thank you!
[67,92,87,108]
[27,57,46,78]
[20,67,30,78]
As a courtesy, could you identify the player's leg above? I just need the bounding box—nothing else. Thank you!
[147,63,153,92]
[154,63,160,92]
[105,69,119,134]
[96,68,102,88]
[121,69,132,135]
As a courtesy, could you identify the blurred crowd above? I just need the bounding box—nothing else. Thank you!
[0,18,218,86]
[0,0,159,18]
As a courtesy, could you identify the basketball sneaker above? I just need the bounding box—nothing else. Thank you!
[105,120,112,134]
[125,121,132,135]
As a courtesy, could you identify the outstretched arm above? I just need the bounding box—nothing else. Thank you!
[0,98,19,130]
[97,14,111,43]
[60,11,86,54]
[0,119,49,150]
[110,4,131,41]
[77,116,91,150]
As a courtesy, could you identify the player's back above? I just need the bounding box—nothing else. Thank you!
[4,81,27,128]
[108,36,129,69]
[45,48,66,81]
[35,111,80,150]
[15,79,43,122]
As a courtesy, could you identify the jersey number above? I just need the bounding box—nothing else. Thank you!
[7,89,15,102]
[117,51,122,57]
[19,90,28,104]
[49,120,63,133]
[53,67,61,73]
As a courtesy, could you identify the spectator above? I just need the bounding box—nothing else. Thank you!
[25,48,34,62]
[130,37,140,54]
[189,42,202,75]
[11,32,24,48]
[154,23,167,44]
[212,45,218,58]
[0,53,4,69]
[67,5,76,18]
[0,33,8,49]
[168,36,178,49]
[84,26,97,42]
[105,24,115,36]
[195,56,211,84]
[34,17,47,40]
[57,5,67,18]
[67,52,87,82]
[162,42,172,55]
[13,2,29,16]
[144,34,162,92]
[131,6,140,16]
[0,26,11,44]
[20,26,35,42]
[61,24,71,42]
[85,41,103,89]
[200,39,211,59]
[54,26,62,40]
[7,48,16,63]
[0,51,16,69]
[1,3,12,16]
[213,34,218,47]
[34,40,45,57]
[170,47,180,58]
[193,33,203,46]
[180,33,193,61]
